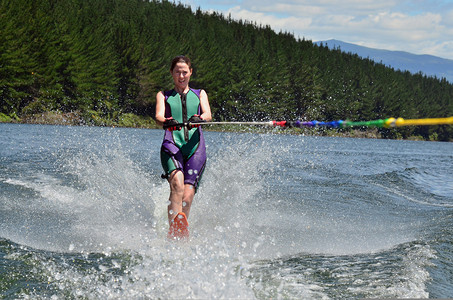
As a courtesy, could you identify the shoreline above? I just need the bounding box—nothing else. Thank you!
[0,111,158,129]
[0,111,447,142]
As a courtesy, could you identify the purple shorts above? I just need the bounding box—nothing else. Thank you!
[160,130,206,189]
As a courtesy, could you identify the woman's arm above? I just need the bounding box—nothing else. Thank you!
[155,91,166,127]
[199,89,212,122]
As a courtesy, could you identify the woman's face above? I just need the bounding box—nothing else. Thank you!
[171,62,192,92]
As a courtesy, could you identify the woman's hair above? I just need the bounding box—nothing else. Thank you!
[170,55,191,71]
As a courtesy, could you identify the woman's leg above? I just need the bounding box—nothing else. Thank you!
[182,184,196,218]
[167,170,184,225]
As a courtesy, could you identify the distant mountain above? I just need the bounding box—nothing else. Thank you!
[315,39,453,83]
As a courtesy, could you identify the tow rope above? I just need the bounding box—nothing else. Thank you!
[163,116,453,129]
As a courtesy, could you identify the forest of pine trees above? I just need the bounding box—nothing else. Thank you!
[1,0,452,140]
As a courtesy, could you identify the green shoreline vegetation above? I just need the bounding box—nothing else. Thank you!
[1,110,157,129]
[1,110,438,142]
[1,0,452,141]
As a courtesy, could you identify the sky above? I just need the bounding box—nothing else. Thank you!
[180,0,453,60]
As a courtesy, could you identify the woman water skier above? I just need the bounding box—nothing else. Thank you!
[155,55,212,237]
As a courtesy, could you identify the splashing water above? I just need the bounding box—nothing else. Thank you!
[2,125,453,299]
[2,128,290,298]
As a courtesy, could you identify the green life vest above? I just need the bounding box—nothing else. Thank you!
[164,88,202,153]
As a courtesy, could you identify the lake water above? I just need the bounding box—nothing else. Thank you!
[1,123,452,299]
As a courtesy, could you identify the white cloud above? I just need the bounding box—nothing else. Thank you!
[442,8,453,27]
[261,3,325,17]
[227,6,312,32]
[242,0,398,15]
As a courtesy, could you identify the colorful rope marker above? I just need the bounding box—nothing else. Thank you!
[276,116,453,129]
